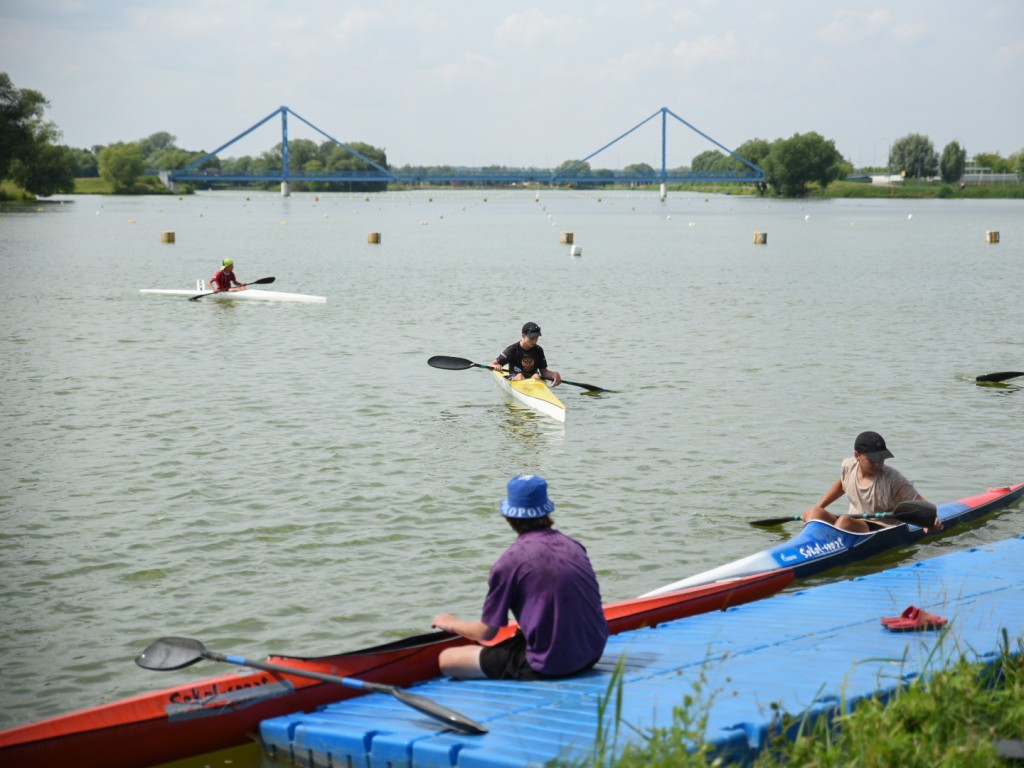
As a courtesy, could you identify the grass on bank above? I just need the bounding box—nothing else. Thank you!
[573,640,1024,768]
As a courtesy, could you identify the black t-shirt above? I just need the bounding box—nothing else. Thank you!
[497,342,547,378]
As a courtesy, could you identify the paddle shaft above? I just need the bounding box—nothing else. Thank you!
[201,649,487,734]
[205,649,387,691]
[751,502,937,529]
[189,276,275,301]
[426,355,614,393]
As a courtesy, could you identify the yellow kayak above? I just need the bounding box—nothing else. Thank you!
[492,370,566,423]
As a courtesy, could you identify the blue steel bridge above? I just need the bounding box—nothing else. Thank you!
[159,106,764,193]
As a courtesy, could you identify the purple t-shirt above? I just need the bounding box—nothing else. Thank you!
[481,529,608,675]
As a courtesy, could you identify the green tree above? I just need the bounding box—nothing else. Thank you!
[324,141,389,191]
[1,72,75,195]
[731,138,772,171]
[1015,150,1024,181]
[149,147,191,170]
[99,142,144,191]
[939,141,967,183]
[9,141,75,196]
[280,138,318,170]
[70,147,99,177]
[761,132,845,196]
[691,149,729,172]
[972,151,1008,174]
[304,159,327,192]
[890,133,938,178]
[1,72,47,178]
[138,131,176,167]
[555,159,592,178]
[622,162,656,178]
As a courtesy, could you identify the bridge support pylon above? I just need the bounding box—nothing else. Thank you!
[281,180,291,197]
[159,171,178,193]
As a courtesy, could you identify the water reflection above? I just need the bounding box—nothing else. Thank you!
[492,402,565,447]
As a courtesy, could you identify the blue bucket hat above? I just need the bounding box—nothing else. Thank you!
[500,474,555,519]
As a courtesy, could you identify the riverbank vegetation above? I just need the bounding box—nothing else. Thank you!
[581,644,1024,767]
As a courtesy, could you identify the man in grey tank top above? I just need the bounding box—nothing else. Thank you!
[801,431,938,533]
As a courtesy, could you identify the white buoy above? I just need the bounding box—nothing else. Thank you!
[570,244,582,257]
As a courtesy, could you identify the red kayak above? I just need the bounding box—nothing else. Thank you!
[0,569,792,768]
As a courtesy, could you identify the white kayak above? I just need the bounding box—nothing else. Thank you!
[140,288,326,304]
[492,369,566,422]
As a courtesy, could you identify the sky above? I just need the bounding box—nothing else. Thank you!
[3,1,1023,170]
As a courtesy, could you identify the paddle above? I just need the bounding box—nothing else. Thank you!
[976,371,1024,383]
[427,355,615,393]
[135,636,487,735]
[750,500,939,529]
[189,276,275,301]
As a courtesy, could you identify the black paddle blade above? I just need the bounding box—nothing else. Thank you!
[389,688,488,735]
[749,514,802,528]
[891,500,939,527]
[250,276,276,286]
[976,371,1024,383]
[561,378,616,394]
[427,355,477,370]
[135,636,207,671]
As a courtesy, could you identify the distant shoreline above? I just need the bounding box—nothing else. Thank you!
[5,177,1023,201]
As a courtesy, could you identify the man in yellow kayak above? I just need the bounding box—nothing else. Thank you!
[208,258,247,293]
[489,322,562,386]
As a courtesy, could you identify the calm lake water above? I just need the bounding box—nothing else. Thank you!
[1,189,1021,762]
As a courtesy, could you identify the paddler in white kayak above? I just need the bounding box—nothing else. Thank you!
[208,258,247,293]
[489,321,562,386]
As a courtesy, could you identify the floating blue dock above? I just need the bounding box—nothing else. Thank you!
[261,537,1024,767]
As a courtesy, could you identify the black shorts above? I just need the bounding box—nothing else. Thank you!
[479,631,600,681]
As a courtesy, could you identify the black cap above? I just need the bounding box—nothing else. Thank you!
[854,431,894,461]
[521,322,541,338]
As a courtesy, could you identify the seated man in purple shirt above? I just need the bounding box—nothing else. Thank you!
[432,475,608,680]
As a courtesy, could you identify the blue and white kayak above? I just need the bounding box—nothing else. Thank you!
[641,483,1024,596]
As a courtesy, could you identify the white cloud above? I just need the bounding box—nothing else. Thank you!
[422,52,499,89]
[330,6,390,44]
[600,30,737,85]
[890,22,930,42]
[818,9,892,43]
[671,31,737,68]
[994,39,1024,66]
[495,8,578,47]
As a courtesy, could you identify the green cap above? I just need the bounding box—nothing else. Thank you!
[222,258,234,267]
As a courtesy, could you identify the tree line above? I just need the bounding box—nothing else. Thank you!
[3,71,1022,198]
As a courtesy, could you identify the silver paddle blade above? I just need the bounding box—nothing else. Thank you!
[135,636,207,671]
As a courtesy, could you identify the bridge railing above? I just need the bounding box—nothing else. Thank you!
[159,168,764,185]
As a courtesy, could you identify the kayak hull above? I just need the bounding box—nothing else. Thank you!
[642,482,1024,597]
[0,570,791,768]
[492,369,566,422]
[140,288,326,304]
